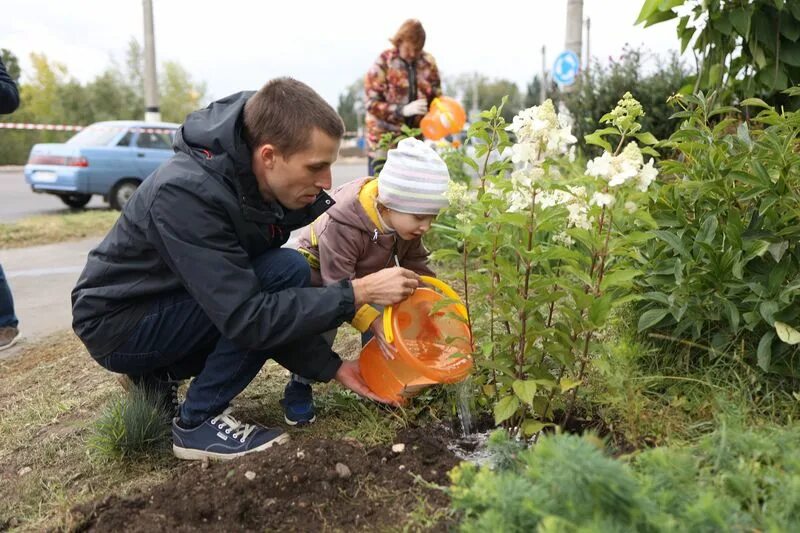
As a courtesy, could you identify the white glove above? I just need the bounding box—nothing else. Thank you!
[402,98,428,117]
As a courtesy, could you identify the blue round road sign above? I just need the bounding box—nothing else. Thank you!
[553,50,580,86]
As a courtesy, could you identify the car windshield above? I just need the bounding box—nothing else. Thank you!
[66,124,125,147]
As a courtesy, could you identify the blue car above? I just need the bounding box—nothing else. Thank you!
[24,120,179,210]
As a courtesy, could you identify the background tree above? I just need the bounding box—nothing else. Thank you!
[336,78,364,132]
[0,39,208,164]
[0,48,21,81]
[444,73,523,122]
[555,46,693,155]
[159,61,206,123]
[637,0,800,105]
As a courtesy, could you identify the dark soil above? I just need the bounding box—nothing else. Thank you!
[65,427,458,533]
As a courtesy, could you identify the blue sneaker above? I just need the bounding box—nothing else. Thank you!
[280,378,316,426]
[172,408,289,461]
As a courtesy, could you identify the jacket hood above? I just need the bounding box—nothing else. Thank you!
[174,91,254,176]
[325,178,381,236]
[173,91,333,226]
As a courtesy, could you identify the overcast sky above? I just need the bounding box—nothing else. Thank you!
[3,0,686,108]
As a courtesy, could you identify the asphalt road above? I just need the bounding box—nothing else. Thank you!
[0,160,368,223]
[0,159,367,359]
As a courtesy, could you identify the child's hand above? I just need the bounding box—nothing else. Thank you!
[370,318,397,360]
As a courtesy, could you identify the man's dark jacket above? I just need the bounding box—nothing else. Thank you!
[71,92,354,381]
[0,58,20,114]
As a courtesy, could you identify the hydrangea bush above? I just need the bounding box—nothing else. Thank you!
[436,94,660,434]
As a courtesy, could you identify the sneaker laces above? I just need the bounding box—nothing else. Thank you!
[210,407,256,442]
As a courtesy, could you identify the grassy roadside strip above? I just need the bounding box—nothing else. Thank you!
[0,210,119,249]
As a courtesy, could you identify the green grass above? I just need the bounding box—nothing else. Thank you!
[0,209,119,249]
[88,386,172,460]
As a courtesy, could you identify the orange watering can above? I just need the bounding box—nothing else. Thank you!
[420,96,467,141]
[359,276,474,404]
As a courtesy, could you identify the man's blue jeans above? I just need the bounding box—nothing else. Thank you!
[0,264,18,328]
[97,248,314,426]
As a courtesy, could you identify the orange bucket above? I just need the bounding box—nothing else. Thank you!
[421,96,467,141]
[359,276,474,404]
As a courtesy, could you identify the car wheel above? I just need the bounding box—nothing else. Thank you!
[109,180,140,211]
[59,193,92,209]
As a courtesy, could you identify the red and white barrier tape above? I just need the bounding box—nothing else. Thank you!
[0,122,83,131]
[0,122,362,137]
[0,123,176,134]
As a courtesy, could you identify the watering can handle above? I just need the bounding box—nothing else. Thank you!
[383,276,468,344]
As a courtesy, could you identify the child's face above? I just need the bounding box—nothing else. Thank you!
[386,210,436,241]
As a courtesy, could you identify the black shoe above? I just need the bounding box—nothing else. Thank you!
[118,372,181,418]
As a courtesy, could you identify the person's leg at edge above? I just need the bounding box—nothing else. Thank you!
[0,264,20,351]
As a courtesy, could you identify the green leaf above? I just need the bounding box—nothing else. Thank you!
[600,269,642,292]
[638,308,669,331]
[654,230,689,257]
[740,97,771,108]
[757,331,774,372]
[584,131,612,152]
[736,122,753,148]
[636,0,662,24]
[759,301,780,325]
[775,321,800,345]
[768,241,789,263]
[512,380,537,406]
[521,420,553,437]
[696,216,718,245]
[559,378,581,393]
[589,294,613,326]
[729,7,752,36]
[633,131,658,145]
[494,395,520,425]
[643,8,677,27]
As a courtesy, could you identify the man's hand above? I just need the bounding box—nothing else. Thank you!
[370,317,397,360]
[335,360,397,404]
[402,98,428,117]
[351,267,419,308]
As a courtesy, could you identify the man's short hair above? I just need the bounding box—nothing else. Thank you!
[243,77,344,158]
[390,19,426,52]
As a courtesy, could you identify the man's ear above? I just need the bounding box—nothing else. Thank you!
[259,144,277,169]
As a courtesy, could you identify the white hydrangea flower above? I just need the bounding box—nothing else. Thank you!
[538,189,572,209]
[567,202,592,230]
[484,180,505,198]
[585,142,658,193]
[637,159,658,192]
[507,190,532,213]
[445,181,471,207]
[506,99,576,163]
[586,151,614,178]
[590,192,616,207]
[624,201,638,214]
[552,231,575,247]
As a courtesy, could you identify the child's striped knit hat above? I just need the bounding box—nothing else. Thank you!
[378,138,450,215]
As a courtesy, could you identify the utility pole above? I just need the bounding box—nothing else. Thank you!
[469,74,479,122]
[540,45,547,104]
[143,0,161,122]
[564,0,583,93]
[585,17,591,76]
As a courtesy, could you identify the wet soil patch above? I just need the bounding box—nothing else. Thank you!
[66,427,458,532]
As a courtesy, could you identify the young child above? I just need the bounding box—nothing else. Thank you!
[283,137,451,425]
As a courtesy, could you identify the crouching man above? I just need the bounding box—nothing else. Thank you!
[72,78,418,461]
